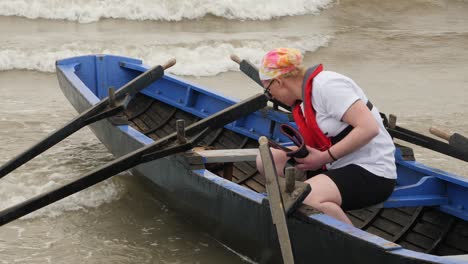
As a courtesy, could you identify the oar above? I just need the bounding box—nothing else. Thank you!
[383,116,468,162]
[0,58,176,179]
[0,92,270,226]
[258,136,295,264]
[430,127,468,152]
[230,55,292,111]
[232,55,468,162]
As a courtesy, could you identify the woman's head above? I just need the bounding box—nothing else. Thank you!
[259,48,303,81]
[259,48,305,106]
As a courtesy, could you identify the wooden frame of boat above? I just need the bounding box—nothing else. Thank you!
[56,55,468,264]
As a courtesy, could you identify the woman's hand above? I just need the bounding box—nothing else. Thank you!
[294,146,332,171]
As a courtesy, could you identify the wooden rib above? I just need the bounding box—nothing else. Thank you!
[204,128,224,146]
[369,217,403,240]
[238,137,249,149]
[347,209,377,222]
[145,102,178,136]
[358,207,383,229]
[235,169,259,185]
[142,108,177,135]
[128,98,154,120]
[130,113,151,132]
[392,207,424,243]
[426,217,456,254]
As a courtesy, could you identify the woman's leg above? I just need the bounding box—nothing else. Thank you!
[303,174,352,225]
[256,148,352,224]
[256,147,296,177]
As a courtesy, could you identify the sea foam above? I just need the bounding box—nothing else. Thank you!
[0,34,332,76]
[0,0,333,23]
[0,136,124,220]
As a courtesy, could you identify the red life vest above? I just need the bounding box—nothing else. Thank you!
[292,64,331,151]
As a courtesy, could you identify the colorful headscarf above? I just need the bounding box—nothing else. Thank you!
[259,48,303,81]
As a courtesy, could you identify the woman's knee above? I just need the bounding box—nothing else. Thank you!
[256,154,265,175]
[256,148,290,176]
[303,174,343,206]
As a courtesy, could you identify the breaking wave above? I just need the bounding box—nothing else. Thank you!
[0,34,332,76]
[0,0,333,23]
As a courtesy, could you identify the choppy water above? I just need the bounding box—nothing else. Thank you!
[0,0,467,263]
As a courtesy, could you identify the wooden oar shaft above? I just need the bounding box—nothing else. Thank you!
[259,136,295,264]
[184,93,269,137]
[0,59,175,179]
[0,91,269,226]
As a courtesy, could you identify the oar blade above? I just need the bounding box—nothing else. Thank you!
[450,133,468,151]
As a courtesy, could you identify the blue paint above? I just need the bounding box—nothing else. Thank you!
[192,169,265,204]
[390,149,468,220]
[311,214,402,251]
[385,176,448,207]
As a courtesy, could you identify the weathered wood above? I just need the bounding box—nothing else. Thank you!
[277,175,311,215]
[108,86,116,107]
[193,148,259,163]
[176,119,186,144]
[285,167,295,193]
[258,136,295,264]
[223,162,234,181]
[389,114,397,129]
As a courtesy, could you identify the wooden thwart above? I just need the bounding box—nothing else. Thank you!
[193,148,259,163]
[191,147,311,214]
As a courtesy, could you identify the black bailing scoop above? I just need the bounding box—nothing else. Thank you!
[267,124,308,159]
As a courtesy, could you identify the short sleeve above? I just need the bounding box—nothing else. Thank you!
[315,76,360,121]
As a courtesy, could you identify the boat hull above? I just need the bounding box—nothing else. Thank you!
[56,58,463,264]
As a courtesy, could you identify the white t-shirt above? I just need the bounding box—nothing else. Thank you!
[305,70,397,179]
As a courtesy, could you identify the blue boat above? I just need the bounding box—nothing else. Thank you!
[56,54,468,264]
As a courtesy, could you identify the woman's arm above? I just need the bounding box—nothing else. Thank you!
[295,99,379,170]
[329,99,379,158]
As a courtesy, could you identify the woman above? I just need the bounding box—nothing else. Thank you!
[255,48,397,225]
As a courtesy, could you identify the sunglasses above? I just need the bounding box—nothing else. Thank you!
[264,79,277,96]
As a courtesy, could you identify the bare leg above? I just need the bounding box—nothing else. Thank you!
[256,147,294,178]
[303,174,353,225]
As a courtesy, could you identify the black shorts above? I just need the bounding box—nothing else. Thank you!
[307,164,396,211]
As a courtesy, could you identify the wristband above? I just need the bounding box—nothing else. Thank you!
[327,148,338,162]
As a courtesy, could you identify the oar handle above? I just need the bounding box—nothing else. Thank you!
[162,58,177,70]
[429,126,452,141]
[230,54,293,112]
[230,54,241,64]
